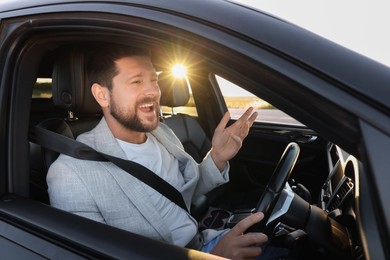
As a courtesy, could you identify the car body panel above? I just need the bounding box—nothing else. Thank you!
[0,194,199,259]
[0,0,389,259]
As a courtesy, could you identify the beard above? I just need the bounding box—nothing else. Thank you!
[109,97,159,132]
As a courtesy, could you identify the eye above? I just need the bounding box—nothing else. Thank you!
[131,80,142,84]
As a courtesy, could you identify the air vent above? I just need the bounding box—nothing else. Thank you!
[329,144,339,166]
[326,177,354,211]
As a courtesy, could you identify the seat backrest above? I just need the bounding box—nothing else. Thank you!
[159,72,212,218]
[159,72,211,163]
[30,48,101,203]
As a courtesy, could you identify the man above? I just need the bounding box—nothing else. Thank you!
[47,46,268,259]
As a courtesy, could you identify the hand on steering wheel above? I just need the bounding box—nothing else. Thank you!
[247,142,300,234]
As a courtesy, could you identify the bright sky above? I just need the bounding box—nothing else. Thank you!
[233,0,390,68]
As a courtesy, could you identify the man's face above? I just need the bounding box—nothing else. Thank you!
[109,56,161,132]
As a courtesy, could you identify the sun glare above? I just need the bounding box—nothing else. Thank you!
[172,64,187,78]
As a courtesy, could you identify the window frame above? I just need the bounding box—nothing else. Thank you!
[210,73,305,127]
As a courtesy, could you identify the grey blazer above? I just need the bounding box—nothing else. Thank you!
[47,118,229,245]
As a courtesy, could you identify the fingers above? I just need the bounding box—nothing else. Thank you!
[238,111,257,139]
[247,110,258,127]
[216,108,257,136]
[211,108,256,166]
[234,231,268,249]
[229,108,257,132]
[237,107,255,124]
[211,213,268,260]
[211,232,266,260]
[215,112,231,133]
[230,212,264,236]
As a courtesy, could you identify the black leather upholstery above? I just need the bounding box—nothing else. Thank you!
[30,49,101,203]
[52,50,101,114]
[159,74,190,107]
[159,72,211,163]
[30,118,75,203]
[163,114,211,163]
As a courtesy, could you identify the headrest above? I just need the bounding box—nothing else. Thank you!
[159,72,190,107]
[52,49,101,114]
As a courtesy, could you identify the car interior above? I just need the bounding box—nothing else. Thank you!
[23,40,364,259]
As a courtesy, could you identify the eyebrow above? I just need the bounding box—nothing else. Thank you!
[126,73,142,81]
[125,72,158,81]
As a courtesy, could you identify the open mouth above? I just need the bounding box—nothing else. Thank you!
[138,102,155,113]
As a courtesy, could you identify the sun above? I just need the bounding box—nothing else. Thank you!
[172,64,187,78]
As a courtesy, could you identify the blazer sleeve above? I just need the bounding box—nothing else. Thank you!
[47,156,106,223]
[195,151,230,197]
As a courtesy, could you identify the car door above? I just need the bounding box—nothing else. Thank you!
[215,74,329,200]
[182,65,330,210]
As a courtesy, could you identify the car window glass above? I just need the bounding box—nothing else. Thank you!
[215,75,303,126]
[33,78,52,98]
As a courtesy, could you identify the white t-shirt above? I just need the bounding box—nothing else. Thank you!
[116,133,197,246]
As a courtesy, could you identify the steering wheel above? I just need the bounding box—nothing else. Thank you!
[247,142,300,234]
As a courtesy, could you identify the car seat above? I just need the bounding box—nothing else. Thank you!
[158,72,212,218]
[29,49,102,204]
[158,72,211,163]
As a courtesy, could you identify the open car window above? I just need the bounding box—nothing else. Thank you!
[33,78,52,98]
[215,75,304,126]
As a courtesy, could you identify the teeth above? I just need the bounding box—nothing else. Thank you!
[139,103,153,108]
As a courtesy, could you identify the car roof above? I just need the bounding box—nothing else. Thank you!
[1,0,389,113]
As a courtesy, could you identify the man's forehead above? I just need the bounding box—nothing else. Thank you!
[115,56,156,72]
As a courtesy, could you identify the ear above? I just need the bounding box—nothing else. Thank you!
[91,83,110,108]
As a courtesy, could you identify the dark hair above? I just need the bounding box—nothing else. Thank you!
[87,44,151,90]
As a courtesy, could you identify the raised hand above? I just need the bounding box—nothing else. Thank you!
[211,107,257,171]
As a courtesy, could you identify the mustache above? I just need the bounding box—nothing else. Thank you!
[136,97,159,106]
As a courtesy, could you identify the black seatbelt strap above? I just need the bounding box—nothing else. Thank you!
[29,125,189,213]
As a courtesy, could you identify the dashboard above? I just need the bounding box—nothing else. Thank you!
[320,143,358,214]
[288,143,362,259]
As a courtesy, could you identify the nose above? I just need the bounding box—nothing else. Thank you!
[144,80,161,98]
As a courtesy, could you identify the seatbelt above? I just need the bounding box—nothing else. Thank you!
[29,125,189,213]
